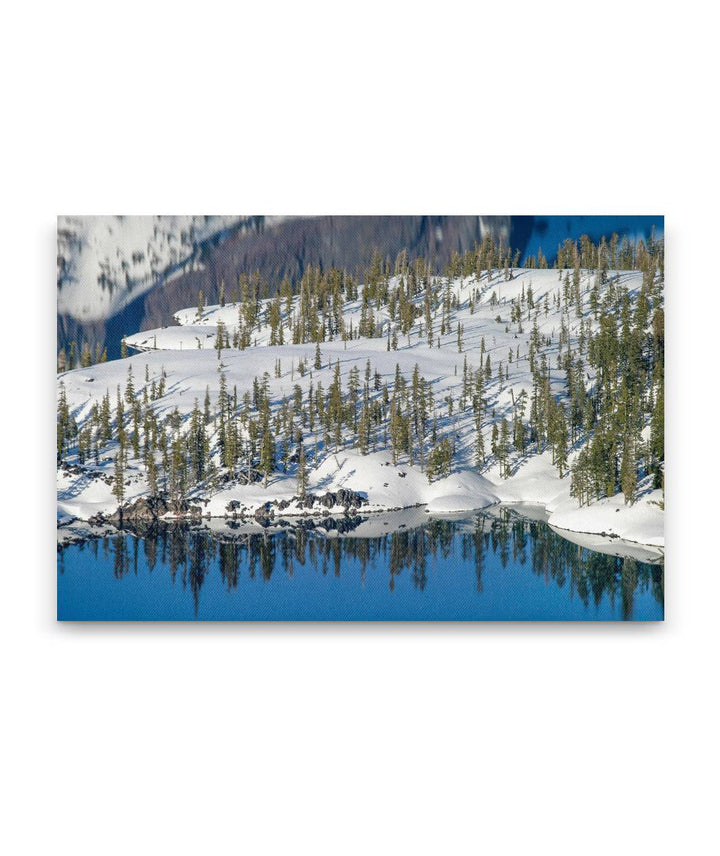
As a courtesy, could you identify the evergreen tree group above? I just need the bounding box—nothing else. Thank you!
[57,232,664,510]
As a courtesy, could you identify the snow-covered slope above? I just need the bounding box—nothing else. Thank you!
[57,215,272,322]
[58,266,664,548]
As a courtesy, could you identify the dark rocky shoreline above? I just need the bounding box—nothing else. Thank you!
[78,488,369,531]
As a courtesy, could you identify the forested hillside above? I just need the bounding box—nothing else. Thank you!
[57,215,661,363]
[58,231,664,546]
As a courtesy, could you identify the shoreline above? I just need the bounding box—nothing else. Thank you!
[57,494,664,560]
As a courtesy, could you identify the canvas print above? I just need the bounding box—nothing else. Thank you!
[57,215,664,620]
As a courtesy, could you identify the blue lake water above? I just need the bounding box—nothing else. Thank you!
[57,510,663,621]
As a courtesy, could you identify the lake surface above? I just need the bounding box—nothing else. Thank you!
[57,509,664,621]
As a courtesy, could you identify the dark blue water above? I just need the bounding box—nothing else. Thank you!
[57,512,663,621]
[515,215,663,264]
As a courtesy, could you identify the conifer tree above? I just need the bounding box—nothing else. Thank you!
[620,434,637,504]
[554,405,569,478]
[475,414,485,471]
[145,452,158,498]
[498,418,511,478]
[131,403,140,459]
[81,342,92,368]
[297,442,308,499]
[426,436,452,482]
[259,397,275,487]
[125,365,135,404]
[113,452,125,507]
[650,383,664,489]
[99,391,112,443]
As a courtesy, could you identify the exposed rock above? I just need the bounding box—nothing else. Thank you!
[108,495,204,523]
[108,496,165,522]
[230,489,367,520]
[317,493,335,509]
[225,499,244,515]
[254,502,276,526]
[168,498,203,518]
[306,489,367,511]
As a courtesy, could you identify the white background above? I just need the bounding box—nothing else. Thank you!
[1,2,718,854]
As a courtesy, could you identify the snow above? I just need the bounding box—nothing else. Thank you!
[57,464,149,522]
[492,452,570,506]
[547,487,664,548]
[58,216,251,321]
[57,448,498,522]
[58,266,664,550]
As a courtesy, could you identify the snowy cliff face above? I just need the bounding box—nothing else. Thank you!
[56,215,255,322]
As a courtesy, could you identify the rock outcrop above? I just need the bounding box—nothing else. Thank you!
[226,489,368,521]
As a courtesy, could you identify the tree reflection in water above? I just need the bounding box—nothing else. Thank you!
[71,509,662,620]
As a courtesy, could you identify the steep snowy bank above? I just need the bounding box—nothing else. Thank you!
[491,453,664,547]
[547,489,664,548]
